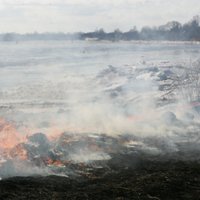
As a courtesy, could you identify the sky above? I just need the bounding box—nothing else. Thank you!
[0,0,199,33]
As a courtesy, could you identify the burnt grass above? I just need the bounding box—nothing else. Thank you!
[0,153,200,200]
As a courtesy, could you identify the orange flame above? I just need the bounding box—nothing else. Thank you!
[9,144,28,160]
[0,118,25,150]
[45,157,65,167]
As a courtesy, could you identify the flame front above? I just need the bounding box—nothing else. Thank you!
[0,118,24,150]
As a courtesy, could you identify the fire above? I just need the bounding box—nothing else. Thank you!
[45,158,65,167]
[0,118,25,149]
[9,144,28,160]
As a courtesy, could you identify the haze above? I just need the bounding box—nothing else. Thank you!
[0,0,199,33]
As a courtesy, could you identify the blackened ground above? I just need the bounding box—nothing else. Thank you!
[0,153,200,200]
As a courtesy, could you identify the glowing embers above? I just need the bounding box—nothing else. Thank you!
[45,158,65,167]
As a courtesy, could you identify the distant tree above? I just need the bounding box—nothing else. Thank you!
[124,27,140,40]
[113,29,123,41]
[182,16,200,40]
[166,21,182,40]
[3,33,14,41]
[141,26,156,40]
[98,28,105,33]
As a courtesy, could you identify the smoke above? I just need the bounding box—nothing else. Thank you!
[1,49,200,178]
[1,63,200,140]
[0,159,51,179]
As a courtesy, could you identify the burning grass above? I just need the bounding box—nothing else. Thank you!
[0,131,200,199]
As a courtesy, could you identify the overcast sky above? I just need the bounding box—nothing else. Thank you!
[0,0,199,33]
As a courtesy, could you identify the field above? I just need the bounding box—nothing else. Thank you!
[0,41,200,199]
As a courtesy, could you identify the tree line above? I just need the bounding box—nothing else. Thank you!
[1,16,200,42]
[80,16,200,41]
